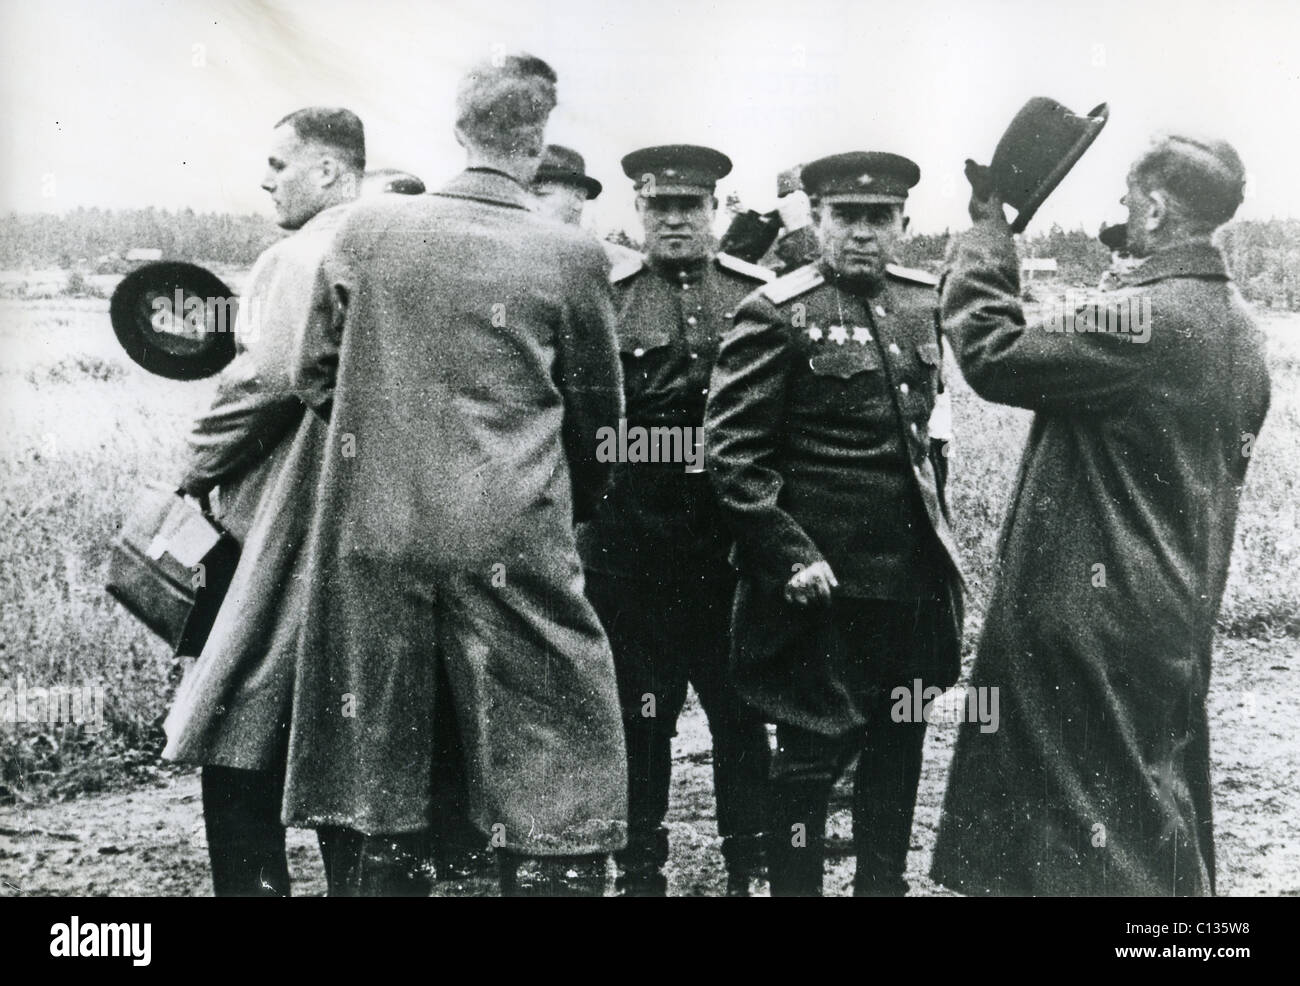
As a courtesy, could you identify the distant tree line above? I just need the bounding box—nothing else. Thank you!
[4,209,1297,309]
[0,207,283,269]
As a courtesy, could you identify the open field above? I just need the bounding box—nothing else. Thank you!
[1,291,1297,895]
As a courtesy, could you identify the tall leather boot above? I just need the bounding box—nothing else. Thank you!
[200,765,291,897]
[722,833,765,897]
[766,780,830,897]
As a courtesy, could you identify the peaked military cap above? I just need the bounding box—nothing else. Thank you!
[801,151,920,204]
[535,144,602,199]
[622,144,732,197]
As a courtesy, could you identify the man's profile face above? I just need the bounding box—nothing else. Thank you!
[261,125,329,230]
[817,201,905,283]
[532,181,587,226]
[637,193,715,263]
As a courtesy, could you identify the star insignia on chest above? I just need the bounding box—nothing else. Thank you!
[852,326,872,344]
[828,325,849,345]
[807,326,823,342]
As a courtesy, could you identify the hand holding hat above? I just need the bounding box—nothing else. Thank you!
[964,159,1010,230]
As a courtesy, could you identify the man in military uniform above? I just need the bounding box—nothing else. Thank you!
[577,144,773,896]
[704,152,964,896]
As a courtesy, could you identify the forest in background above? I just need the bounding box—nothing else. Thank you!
[3,208,1298,309]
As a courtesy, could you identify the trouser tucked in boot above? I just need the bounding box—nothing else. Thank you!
[315,827,433,897]
[586,571,770,894]
[767,706,927,896]
[201,764,292,897]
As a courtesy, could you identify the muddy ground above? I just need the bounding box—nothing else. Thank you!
[3,636,1296,897]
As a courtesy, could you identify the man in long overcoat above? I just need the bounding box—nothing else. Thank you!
[280,54,628,896]
[162,107,364,896]
[930,135,1270,896]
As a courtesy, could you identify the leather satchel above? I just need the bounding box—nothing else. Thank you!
[106,482,240,656]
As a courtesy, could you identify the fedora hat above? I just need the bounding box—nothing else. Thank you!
[535,145,602,199]
[987,97,1109,233]
[109,261,237,380]
[362,168,426,196]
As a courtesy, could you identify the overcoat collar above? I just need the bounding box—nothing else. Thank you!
[1122,238,1229,287]
[434,168,532,210]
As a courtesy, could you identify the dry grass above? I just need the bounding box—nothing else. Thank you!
[1,294,1296,802]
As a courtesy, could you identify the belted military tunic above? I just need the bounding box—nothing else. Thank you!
[577,253,773,576]
[704,261,964,734]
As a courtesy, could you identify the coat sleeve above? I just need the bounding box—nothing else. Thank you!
[555,240,624,524]
[942,221,1146,413]
[288,243,349,419]
[177,354,302,496]
[704,295,825,586]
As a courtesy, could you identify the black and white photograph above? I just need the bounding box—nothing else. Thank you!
[0,0,1295,936]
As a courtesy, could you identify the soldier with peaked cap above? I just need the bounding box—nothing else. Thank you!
[577,144,773,896]
[704,151,964,896]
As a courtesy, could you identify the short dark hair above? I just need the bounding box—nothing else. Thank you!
[275,106,366,173]
[455,53,557,156]
[1131,134,1245,229]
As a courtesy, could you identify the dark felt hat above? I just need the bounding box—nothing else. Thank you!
[362,169,426,195]
[109,261,237,380]
[988,97,1110,233]
[535,145,602,199]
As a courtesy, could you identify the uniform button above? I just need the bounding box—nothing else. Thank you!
[724,311,734,319]
[690,352,699,359]
[911,422,919,435]
[633,347,645,357]
[900,382,910,395]
[686,316,698,326]
[889,342,901,355]
[702,387,709,395]
[875,305,886,317]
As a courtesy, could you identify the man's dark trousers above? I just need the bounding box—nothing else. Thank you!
[765,598,934,897]
[587,569,769,892]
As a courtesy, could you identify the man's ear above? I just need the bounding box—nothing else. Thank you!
[902,214,911,235]
[1147,189,1168,232]
[810,200,823,228]
[453,124,469,150]
[317,155,340,189]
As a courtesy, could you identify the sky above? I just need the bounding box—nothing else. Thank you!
[2,0,1299,237]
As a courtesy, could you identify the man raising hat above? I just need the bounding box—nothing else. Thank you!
[704,150,964,896]
[577,144,774,895]
[930,134,1269,896]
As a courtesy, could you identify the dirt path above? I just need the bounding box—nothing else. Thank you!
[3,637,1296,896]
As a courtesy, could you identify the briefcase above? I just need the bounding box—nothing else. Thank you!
[106,481,240,656]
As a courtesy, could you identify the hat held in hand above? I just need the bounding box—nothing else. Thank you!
[109,261,237,380]
[986,97,1109,233]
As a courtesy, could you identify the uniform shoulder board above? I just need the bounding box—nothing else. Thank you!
[760,263,824,305]
[609,252,645,285]
[886,263,940,288]
[715,252,776,283]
